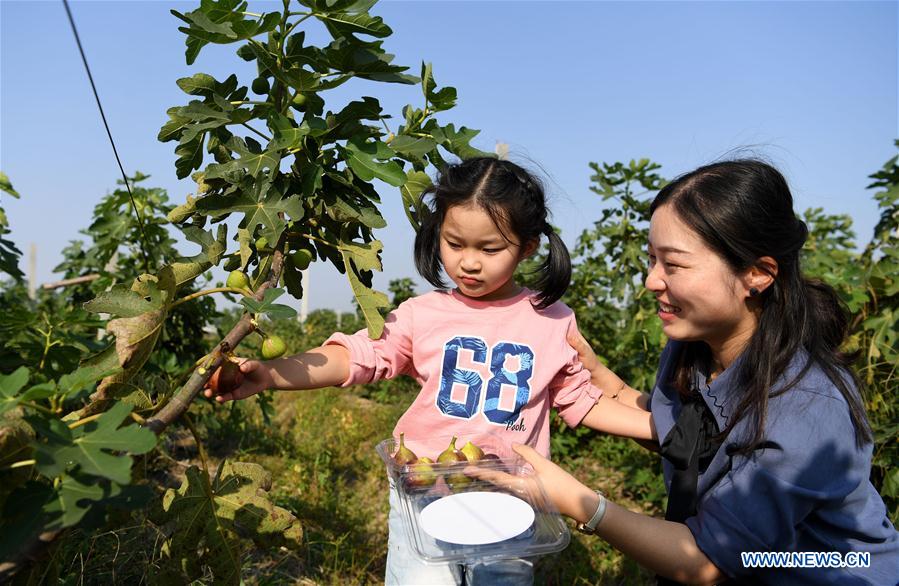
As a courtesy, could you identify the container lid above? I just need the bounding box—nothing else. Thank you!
[419,491,536,545]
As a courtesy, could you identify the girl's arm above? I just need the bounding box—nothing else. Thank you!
[569,328,651,410]
[579,396,656,440]
[467,444,726,585]
[203,345,350,402]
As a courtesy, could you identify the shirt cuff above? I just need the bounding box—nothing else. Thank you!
[557,382,603,427]
[323,332,374,387]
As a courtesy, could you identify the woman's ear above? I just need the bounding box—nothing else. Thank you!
[742,256,778,298]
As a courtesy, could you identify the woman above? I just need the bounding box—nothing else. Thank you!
[471,160,898,584]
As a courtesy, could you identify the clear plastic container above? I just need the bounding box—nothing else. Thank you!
[375,433,570,564]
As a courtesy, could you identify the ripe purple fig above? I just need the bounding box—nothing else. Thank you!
[393,433,418,468]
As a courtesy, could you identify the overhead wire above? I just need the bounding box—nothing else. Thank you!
[62,0,153,274]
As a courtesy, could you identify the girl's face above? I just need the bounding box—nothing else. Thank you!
[646,204,758,363]
[439,203,534,302]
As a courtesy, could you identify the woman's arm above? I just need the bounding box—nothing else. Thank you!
[469,444,726,585]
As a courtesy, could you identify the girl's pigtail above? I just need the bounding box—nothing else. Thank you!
[533,226,572,309]
[413,189,447,289]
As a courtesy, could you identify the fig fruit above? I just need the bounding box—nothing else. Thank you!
[291,93,308,110]
[437,436,469,487]
[256,237,269,251]
[404,457,437,490]
[393,432,417,467]
[226,270,250,290]
[290,248,313,270]
[460,440,485,462]
[261,335,287,359]
[208,359,243,396]
[252,76,269,95]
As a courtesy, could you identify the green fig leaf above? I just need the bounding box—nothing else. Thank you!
[344,137,406,187]
[388,135,437,159]
[196,183,302,247]
[338,238,388,337]
[176,73,218,96]
[420,62,457,112]
[399,170,432,230]
[0,172,19,198]
[317,11,392,39]
[431,124,492,160]
[32,402,156,484]
[83,285,166,318]
[155,462,303,585]
[0,367,30,415]
[239,288,297,320]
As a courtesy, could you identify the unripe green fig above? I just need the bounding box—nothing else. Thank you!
[252,76,269,95]
[256,237,269,251]
[393,432,418,467]
[261,335,287,359]
[460,440,485,462]
[291,248,313,270]
[226,270,250,290]
[291,93,308,110]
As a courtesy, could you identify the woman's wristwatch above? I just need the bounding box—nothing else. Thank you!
[575,489,607,535]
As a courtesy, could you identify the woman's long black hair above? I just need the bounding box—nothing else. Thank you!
[651,159,872,451]
[414,157,571,309]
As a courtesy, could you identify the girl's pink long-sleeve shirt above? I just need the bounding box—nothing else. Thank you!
[325,288,601,458]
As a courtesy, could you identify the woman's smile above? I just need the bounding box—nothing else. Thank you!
[657,299,682,320]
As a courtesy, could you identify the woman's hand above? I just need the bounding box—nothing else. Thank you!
[568,325,600,377]
[570,323,650,410]
[466,443,597,522]
[203,358,274,402]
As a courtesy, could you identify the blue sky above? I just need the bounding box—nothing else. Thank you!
[1,0,896,312]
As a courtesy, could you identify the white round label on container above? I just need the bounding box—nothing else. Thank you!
[419,491,535,545]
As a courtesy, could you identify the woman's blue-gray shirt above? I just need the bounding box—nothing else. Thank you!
[649,341,899,584]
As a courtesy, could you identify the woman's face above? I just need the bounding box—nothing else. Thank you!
[645,204,758,362]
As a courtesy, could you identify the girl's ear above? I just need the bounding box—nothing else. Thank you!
[741,256,778,298]
[521,237,540,259]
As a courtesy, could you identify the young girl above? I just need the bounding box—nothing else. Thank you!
[205,157,654,585]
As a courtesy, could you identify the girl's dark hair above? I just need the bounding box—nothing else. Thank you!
[651,159,872,451]
[414,157,571,309]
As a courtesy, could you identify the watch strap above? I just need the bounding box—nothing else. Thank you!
[576,489,606,535]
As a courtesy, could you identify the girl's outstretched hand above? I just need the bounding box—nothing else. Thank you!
[203,358,274,402]
[465,443,591,521]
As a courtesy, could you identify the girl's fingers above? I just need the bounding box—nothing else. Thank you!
[238,359,259,373]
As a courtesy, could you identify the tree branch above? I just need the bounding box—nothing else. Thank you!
[41,274,100,289]
[145,248,285,434]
